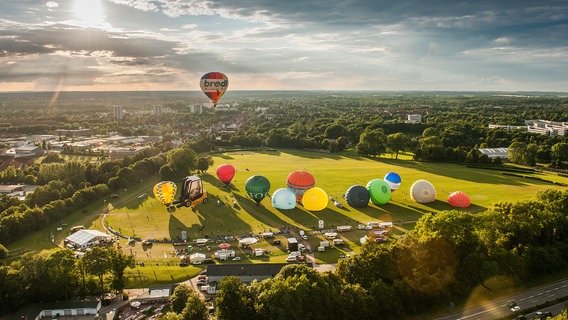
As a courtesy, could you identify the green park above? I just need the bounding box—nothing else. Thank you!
[8,149,568,288]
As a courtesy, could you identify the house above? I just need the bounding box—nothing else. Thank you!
[15,145,43,157]
[15,300,101,320]
[64,229,113,250]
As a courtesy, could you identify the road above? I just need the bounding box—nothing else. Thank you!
[434,278,568,320]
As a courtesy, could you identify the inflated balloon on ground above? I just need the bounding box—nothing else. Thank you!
[366,179,392,205]
[245,175,271,204]
[153,181,177,206]
[272,188,297,210]
[216,164,235,186]
[345,185,370,208]
[410,179,436,203]
[384,172,402,192]
[302,187,328,211]
[286,170,315,201]
[447,191,471,208]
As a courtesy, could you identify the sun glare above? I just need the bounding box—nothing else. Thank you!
[73,0,105,27]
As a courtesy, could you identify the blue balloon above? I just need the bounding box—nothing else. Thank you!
[272,188,296,210]
[384,172,402,192]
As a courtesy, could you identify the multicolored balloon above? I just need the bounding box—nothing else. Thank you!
[302,187,328,211]
[272,188,296,210]
[447,191,471,208]
[345,185,370,208]
[216,164,235,186]
[245,175,270,204]
[153,181,177,206]
[384,172,402,192]
[200,72,228,109]
[366,179,392,205]
[286,170,315,202]
[410,179,436,203]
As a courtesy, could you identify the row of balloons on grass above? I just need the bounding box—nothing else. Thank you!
[153,164,472,211]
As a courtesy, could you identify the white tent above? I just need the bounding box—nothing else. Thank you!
[189,252,206,263]
[65,229,113,249]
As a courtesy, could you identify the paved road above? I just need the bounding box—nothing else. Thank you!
[434,278,568,320]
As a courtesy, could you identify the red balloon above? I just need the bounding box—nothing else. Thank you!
[286,170,315,201]
[216,164,235,185]
[447,191,471,208]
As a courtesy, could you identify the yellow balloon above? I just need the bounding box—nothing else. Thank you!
[302,187,328,211]
[153,181,177,206]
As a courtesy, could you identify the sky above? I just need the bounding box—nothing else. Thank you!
[0,0,567,92]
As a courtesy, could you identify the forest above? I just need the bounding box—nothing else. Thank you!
[1,91,568,318]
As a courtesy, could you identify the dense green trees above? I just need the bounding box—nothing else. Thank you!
[0,246,132,314]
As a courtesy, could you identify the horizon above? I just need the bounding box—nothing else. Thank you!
[1,1,568,92]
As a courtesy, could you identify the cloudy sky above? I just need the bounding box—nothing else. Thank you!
[1,0,567,92]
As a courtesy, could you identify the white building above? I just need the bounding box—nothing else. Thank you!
[64,229,113,250]
[406,114,422,123]
[114,105,124,120]
[526,120,568,136]
[189,104,203,114]
[478,148,509,159]
[154,105,163,117]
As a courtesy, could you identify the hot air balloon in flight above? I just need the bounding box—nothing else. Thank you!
[345,185,370,208]
[153,181,177,206]
[384,172,402,192]
[200,72,228,110]
[245,175,271,205]
[286,170,315,202]
[272,188,296,210]
[216,164,235,186]
[447,191,471,208]
[410,179,436,204]
[366,179,392,205]
[302,187,328,211]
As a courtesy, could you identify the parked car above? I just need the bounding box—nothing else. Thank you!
[196,280,206,287]
[204,258,215,264]
[232,256,241,261]
[198,275,207,280]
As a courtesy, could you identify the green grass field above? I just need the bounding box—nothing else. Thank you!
[9,149,568,287]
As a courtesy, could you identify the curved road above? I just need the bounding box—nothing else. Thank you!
[434,278,568,320]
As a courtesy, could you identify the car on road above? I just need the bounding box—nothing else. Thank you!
[232,256,241,261]
[511,306,521,312]
[301,234,308,240]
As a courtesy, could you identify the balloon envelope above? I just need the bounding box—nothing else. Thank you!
[245,175,271,204]
[302,187,328,211]
[216,164,235,185]
[272,188,297,210]
[410,179,437,203]
[384,172,402,192]
[286,170,315,201]
[153,181,177,206]
[200,72,228,107]
[366,179,392,205]
[447,191,471,208]
[345,185,370,208]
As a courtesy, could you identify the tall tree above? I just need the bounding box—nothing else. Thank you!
[82,247,111,295]
[216,276,255,320]
[387,132,410,159]
[355,128,387,156]
[181,291,208,320]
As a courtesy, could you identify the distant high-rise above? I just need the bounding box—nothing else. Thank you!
[154,105,162,117]
[189,104,203,114]
[114,106,124,120]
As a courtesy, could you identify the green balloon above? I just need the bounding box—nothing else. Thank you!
[245,175,271,204]
[366,179,392,205]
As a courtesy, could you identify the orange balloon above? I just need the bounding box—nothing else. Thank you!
[447,191,471,208]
